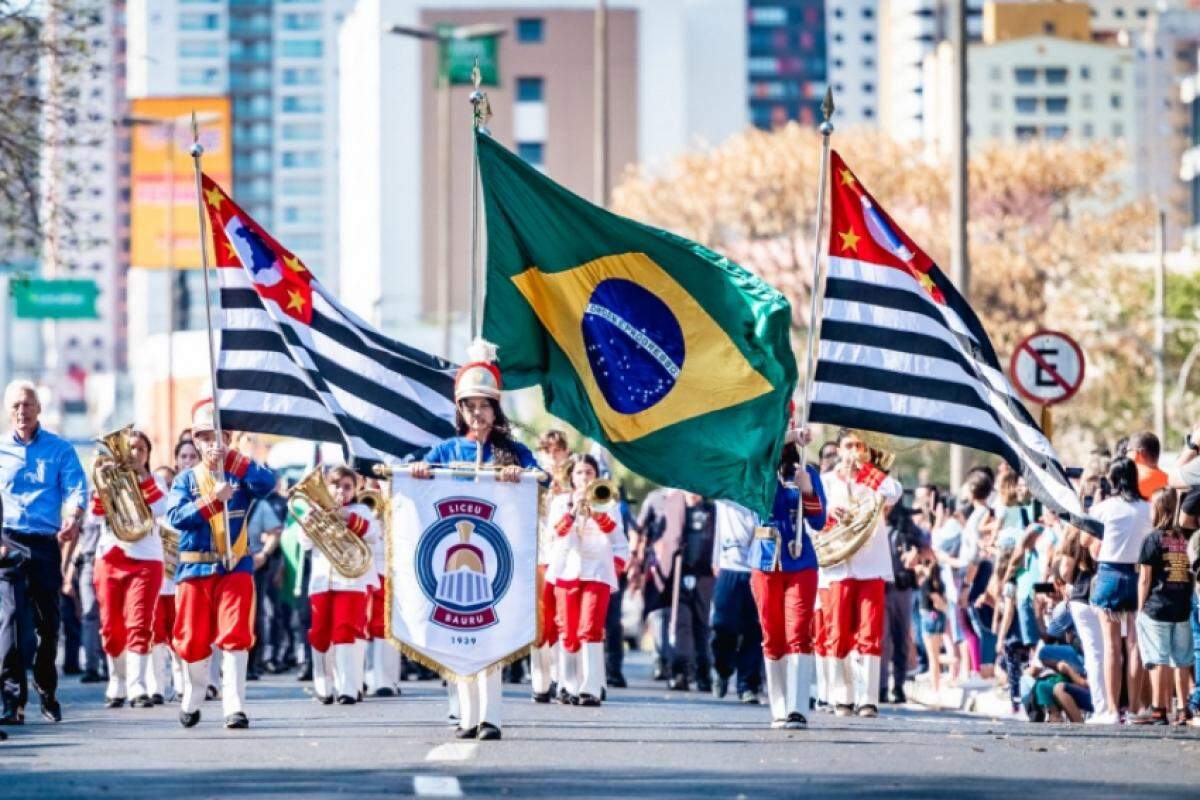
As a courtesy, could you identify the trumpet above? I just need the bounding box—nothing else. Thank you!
[91,425,155,543]
[580,478,619,516]
[357,487,391,537]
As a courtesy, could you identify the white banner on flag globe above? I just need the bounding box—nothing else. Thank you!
[386,470,539,680]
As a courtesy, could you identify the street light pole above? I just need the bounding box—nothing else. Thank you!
[1154,207,1167,443]
[165,119,177,440]
[594,0,609,206]
[948,0,970,489]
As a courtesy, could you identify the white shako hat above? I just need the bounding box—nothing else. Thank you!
[454,338,502,402]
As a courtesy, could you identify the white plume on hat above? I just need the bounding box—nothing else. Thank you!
[466,337,498,365]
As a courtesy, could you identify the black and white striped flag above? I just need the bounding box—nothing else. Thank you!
[808,153,1098,533]
[200,174,456,467]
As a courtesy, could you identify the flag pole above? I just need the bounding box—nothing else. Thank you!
[188,111,224,444]
[796,88,835,441]
[468,58,492,341]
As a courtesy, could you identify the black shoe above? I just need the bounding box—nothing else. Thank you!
[695,675,713,694]
[712,676,729,699]
[834,703,855,717]
[104,697,125,709]
[373,687,395,698]
[532,691,552,704]
[568,694,581,706]
[784,712,808,730]
[600,687,607,701]
[224,712,249,729]
[557,687,572,705]
[40,698,62,722]
[298,665,313,682]
[607,673,627,689]
[890,688,907,705]
[455,725,478,739]
[336,695,357,705]
[476,722,502,740]
[856,704,879,718]
[246,671,261,682]
[667,676,690,691]
[0,729,6,740]
[151,694,164,706]
[0,709,23,725]
[652,662,667,681]
[578,693,601,707]
[79,670,105,684]
[63,665,83,676]
[740,690,761,704]
[205,685,219,701]
[179,709,200,728]
[316,694,334,705]
[130,695,154,709]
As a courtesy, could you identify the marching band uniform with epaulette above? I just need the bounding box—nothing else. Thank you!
[167,400,276,728]
[91,474,168,708]
[747,466,826,728]
[819,462,902,716]
[365,523,400,697]
[300,500,379,704]
[546,492,630,705]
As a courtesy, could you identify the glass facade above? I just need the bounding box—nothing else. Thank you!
[229,0,273,227]
[747,0,827,129]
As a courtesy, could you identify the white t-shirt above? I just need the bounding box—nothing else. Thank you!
[713,500,756,573]
[819,469,903,582]
[303,501,380,594]
[97,475,169,563]
[1092,496,1153,564]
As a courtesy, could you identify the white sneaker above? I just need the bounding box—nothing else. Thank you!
[1086,712,1120,725]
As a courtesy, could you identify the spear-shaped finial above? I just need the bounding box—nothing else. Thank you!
[469,56,492,134]
[189,110,203,158]
[819,86,835,137]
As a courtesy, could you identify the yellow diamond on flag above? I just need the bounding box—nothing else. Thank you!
[510,252,773,443]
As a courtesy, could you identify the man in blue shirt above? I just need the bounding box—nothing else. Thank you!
[0,380,87,724]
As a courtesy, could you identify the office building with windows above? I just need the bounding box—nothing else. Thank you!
[825,0,879,126]
[748,0,828,129]
[338,0,746,356]
[126,0,353,288]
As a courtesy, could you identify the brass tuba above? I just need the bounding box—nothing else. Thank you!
[91,426,155,543]
[288,467,373,579]
[812,444,895,569]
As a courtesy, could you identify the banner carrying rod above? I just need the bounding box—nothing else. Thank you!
[469,58,492,342]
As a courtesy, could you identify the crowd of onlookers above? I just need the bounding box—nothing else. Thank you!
[871,430,1200,726]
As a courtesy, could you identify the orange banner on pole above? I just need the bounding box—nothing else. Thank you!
[129,96,232,269]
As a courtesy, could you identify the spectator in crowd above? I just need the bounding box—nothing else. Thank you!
[73,508,107,684]
[916,555,948,702]
[1133,487,1194,725]
[0,380,87,724]
[244,479,285,681]
[1058,524,1108,721]
[665,493,716,692]
[818,441,839,475]
[1130,432,1168,503]
[174,439,200,474]
[631,486,673,680]
[1087,457,1152,724]
[880,500,925,704]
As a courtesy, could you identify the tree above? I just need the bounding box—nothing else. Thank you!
[0,1,103,268]
[612,124,1157,475]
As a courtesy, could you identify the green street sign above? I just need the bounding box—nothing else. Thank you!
[437,26,499,86]
[11,278,99,319]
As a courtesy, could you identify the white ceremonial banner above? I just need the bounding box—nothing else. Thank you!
[386,470,539,679]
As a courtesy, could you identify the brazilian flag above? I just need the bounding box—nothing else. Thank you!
[477,132,796,516]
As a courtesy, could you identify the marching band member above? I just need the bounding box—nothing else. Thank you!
[546,455,629,707]
[747,427,826,729]
[409,339,540,742]
[167,399,276,729]
[299,466,380,706]
[91,428,168,710]
[819,428,902,718]
[532,430,572,703]
[147,465,179,704]
[364,482,400,698]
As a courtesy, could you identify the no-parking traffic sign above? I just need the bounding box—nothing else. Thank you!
[1009,330,1085,406]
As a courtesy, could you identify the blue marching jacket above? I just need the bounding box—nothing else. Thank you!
[166,451,276,582]
[748,464,827,573]
[422,436,539,471]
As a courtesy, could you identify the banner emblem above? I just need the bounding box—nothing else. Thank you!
[415,497,514,631]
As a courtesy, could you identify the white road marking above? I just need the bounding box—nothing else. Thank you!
[425,742,478,762]
[413,774,463,797]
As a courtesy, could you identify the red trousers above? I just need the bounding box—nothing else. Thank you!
[152,594,176,647]
[366,580,386,640]
[824,578,885,658]
[173,571,255,663]
[750,568,818,660]
[94,548,164,656]
[554,581,610,653]
[814,587,831,658]
[537,566,558,647]
[308,590,368,653]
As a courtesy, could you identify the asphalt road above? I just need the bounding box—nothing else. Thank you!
[4,652,1200,799]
